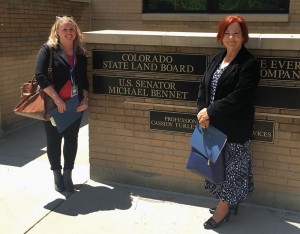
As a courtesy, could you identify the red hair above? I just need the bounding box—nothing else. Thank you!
[216,15,249,44]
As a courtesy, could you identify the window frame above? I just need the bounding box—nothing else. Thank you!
[143,0,290,14]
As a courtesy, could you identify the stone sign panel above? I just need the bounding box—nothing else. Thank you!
[255,85,300,109]
[149,110,275,143]
[258,56,300,81]
[93,76,199,101]
[93,51,300,110]
[93,50,207,75]
[252,119,275,143]
[149,110,197,133]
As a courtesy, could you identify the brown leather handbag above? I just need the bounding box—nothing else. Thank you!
[14,47,55,121]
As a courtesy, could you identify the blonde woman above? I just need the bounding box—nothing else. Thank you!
[35,16,89,192]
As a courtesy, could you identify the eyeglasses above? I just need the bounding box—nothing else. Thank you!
[56,15,73,19]
[223,32,241,38]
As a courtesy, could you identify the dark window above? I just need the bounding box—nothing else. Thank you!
[143,0,290,13]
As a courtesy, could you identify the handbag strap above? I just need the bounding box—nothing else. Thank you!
[47,46,53,83]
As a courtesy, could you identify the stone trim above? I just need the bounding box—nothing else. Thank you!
[83,30,300,50]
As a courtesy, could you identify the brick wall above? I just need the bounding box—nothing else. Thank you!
[87,42,300,211]
[253,107,300,209]
[0,0,90,131]
[90,0,300,34]
[87,43,203,194]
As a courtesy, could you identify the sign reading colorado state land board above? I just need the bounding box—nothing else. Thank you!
[93,50,207,75]
[93,76,199,101]
[93,52,300,80]
[149,110,274,143]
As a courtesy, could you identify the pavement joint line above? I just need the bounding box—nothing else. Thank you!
[23,180,89,234]
[24,201,64,234]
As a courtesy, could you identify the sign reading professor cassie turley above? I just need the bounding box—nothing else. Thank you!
[149,110,274,143]
[93,50,207,75]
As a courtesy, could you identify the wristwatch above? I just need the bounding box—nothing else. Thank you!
[83,96,89,100]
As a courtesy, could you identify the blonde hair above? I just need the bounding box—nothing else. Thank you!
[46,16,86,54]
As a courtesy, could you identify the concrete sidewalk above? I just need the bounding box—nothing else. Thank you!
[0,113,300,234]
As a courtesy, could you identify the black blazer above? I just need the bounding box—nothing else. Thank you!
[197,45,260,143]
[35,44,89,100]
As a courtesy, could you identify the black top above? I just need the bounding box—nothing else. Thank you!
[34,44,89,100]
[197,45,260,143]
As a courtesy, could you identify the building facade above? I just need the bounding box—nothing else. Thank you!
[1,0,300,211]
[86,0,300,212]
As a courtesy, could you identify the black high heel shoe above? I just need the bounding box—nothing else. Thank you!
[203,211,231,230]
[209,204,239,215]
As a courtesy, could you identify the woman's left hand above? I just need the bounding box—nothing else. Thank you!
[197,108,210,128]
[76,97,88,112]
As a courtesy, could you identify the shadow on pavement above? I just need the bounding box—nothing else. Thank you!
[103,181,214,208]
[41,181,300,234]
[0,111,88,167]
[0,120,46,167]
[44,183,132,216]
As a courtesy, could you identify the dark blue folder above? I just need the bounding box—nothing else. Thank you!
[189,125,227,163]
[51,96,82,133]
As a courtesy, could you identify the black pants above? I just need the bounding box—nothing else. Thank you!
[43,116,82,170]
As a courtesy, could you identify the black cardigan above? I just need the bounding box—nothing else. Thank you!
[35,44,89,100]
[197,45,260,143]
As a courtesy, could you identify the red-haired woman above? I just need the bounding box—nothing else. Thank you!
[197,15,260,229]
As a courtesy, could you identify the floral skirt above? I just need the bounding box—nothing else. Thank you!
[204,140,255,206]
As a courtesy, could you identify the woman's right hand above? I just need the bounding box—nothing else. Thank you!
[43,85,66,113]
[53,97,66,113]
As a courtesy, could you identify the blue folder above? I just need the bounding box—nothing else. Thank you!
[189,125,227,163]
[51,96,82,133]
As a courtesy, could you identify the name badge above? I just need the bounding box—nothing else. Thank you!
[71,85,78,97]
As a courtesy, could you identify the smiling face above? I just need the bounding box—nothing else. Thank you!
[57,20,76,46]
[222,22,244,51]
